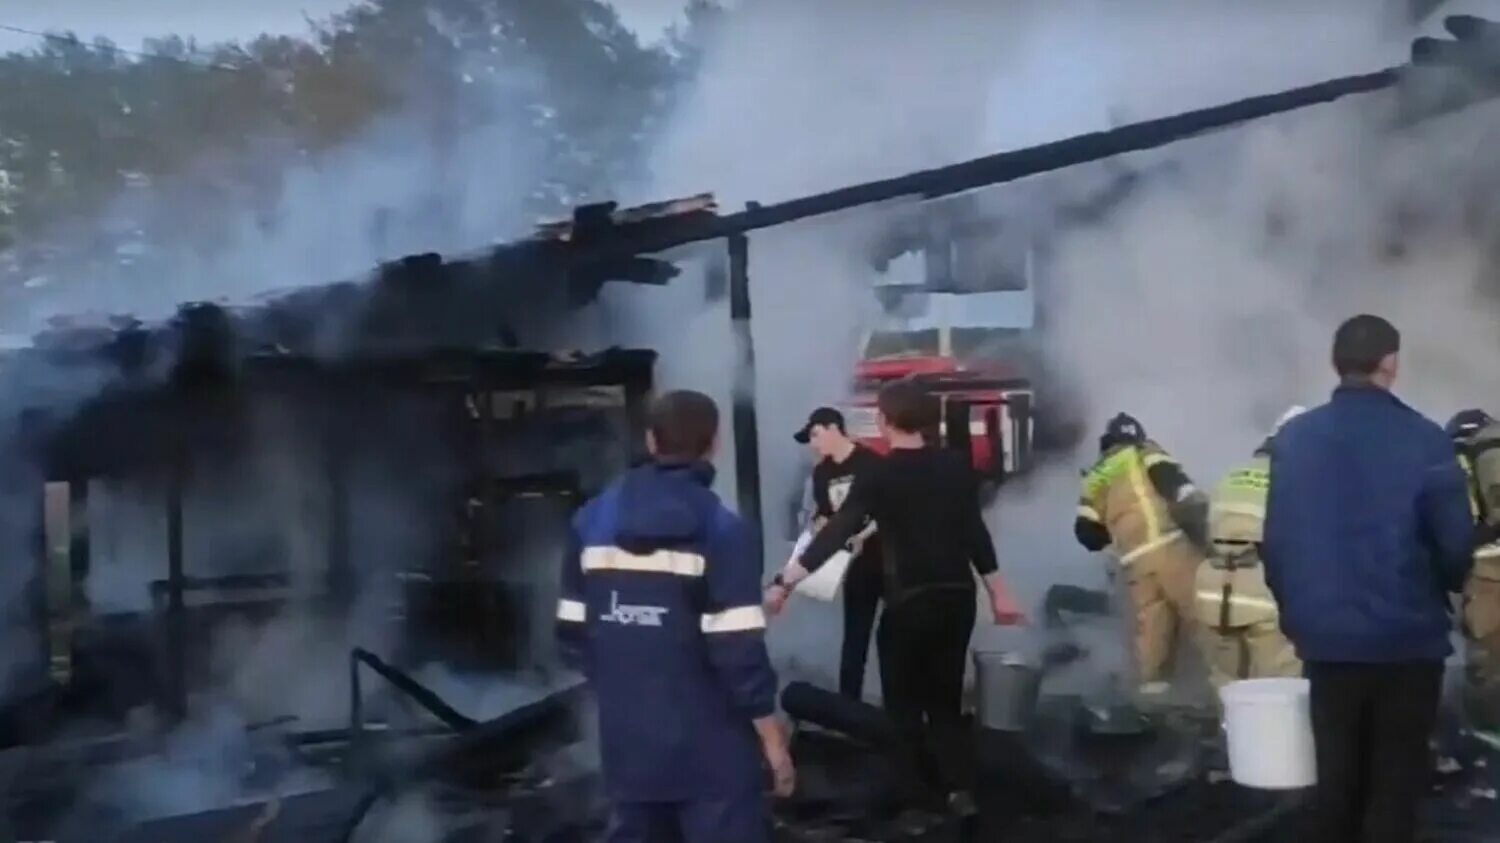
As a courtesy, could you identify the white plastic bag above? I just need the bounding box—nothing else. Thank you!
[787,529,853,602]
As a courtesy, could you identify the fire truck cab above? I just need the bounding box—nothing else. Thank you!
[841,225,1039,484]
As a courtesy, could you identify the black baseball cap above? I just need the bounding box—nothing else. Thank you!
[794,407,846,443]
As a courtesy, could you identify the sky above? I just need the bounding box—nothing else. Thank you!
[0,0,689,54]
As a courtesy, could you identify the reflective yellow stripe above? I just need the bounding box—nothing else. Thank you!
[1126,454,1162,544]
[1210,502,1266,520]
[1077,504,1102,522]
[1142,451,1174,469]
[1461,455,1482,520]
[1194,590,1279,613]
[1120,529,1183,565]
[581,547,706,577]
[701,605,767,633]
[1083,446,1137,502]
[557,599,587,623]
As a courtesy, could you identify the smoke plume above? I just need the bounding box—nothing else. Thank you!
[8,0,1500,828]
[623,0,1500,690]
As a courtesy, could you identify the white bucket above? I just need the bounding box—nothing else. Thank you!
[1220,677,1317,789]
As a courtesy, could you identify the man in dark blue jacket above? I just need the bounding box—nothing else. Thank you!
[556,390,791,843]
[1264,314,1473,843]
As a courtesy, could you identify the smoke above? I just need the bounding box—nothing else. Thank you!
[6,65,550,335]
[618,0,1500,690]
[7,0,1500,827]
[0,7,642,838]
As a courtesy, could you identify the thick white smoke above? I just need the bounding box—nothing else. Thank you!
[625,0,1500,691]
[11,0,1500,828]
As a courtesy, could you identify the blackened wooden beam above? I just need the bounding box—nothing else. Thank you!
[325,406,353,608]
[728,227,761,528]
[165,448,187,722]
[545,66,1399,266]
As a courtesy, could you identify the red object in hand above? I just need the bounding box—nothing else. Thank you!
[988,580,1027,626]
[992,598,1027,627]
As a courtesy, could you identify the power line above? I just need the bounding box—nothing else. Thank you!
[0,23,246,72]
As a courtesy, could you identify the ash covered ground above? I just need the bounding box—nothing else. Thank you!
[2,0,1500,841]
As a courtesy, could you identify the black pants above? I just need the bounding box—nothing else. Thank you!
[1305,660,1444,843]
[839,554,883,699]
[878,587,977,801]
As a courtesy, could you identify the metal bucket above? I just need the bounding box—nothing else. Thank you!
[974,651,1041,732]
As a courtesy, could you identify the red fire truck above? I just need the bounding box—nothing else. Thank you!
[839,236,1042,484]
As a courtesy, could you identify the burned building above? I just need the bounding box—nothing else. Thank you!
[2,13,1500,836]
[0,197,750,737]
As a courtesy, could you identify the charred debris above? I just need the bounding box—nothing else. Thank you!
[0,196,695,843]
[0,14,1499,841]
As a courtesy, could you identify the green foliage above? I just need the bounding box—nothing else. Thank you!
[0,0,717,274]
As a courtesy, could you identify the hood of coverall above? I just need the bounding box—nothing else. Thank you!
[614,460,719,547]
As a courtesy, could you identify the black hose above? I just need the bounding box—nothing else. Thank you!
[1201,794,1305,843]
[780,682,901,748]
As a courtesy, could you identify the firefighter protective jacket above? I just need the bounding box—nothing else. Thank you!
[1210,452,1269,547]
[1075,441,1196,565]
[556,460,777,802]
[1456,435,1500,574]
[1200,452,1281,627]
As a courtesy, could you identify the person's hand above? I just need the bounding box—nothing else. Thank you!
[990,591,1027,626]
[764,583,791,618]
[755,715,796,798]
[845,533,866,557]
[764,738,796,798]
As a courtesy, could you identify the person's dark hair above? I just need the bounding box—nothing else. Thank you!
[1332,314,1400,377]
[877,378,939,434]
[649,390,720,459]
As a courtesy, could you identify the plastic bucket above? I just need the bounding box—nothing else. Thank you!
[973,651,1040,732]
[1220,677,1317,789]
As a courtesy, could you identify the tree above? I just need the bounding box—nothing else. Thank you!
[0,0,702,301]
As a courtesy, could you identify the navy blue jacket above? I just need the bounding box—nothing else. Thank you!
[1263,384,1474,663]
[556,460,777,802]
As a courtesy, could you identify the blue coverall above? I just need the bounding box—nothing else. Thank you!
[557,459,779,843]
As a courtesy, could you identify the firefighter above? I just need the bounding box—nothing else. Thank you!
[1075,413,1207,696]
[1447,408,1500,732]
[557,391,791,843]
[1193,406,1306,690]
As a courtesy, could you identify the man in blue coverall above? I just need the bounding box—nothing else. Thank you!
[557,390,794,843]
[1264,315,1474,843]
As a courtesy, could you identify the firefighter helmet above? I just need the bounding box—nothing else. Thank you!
[1447,408,1494,442]
[1100,412,1146,453]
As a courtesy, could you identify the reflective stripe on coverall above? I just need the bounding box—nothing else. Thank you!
[1458,451,1500,729]
[558,462,776,843]
[1195,454,1300,690]
[1078,443,1202,684]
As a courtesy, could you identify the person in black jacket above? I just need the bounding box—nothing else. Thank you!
[766,379,1024,808]
[794,406,884,700]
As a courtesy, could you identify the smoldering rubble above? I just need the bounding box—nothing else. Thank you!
[0,0,1499,841]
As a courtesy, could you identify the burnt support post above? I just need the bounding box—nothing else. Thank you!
[30,483,48,688]
[326,404,353,608]
[58,480,89,685]
[728,224,761,531]
[67,481,89,592]
[165,450,187,722]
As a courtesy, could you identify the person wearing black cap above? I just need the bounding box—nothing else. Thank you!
[793,407,885,700]
[768,380,1024,811]
[1263,314,1474,843]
